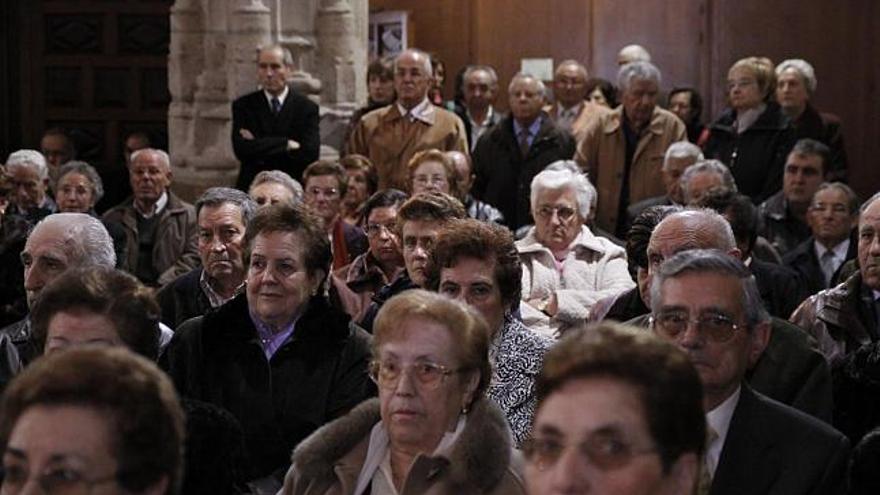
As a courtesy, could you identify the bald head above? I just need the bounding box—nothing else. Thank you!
[618,44,652,66]
[646,209,739,276]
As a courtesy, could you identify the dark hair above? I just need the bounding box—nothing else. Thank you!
[407,149,460,199]
[668,86,703,123]
[361,189,408,225]
[340,154,379,197]
[0,346,185,494]
[536,323,705,472]
[302,160,348,197]
[626,205,681,273]
[790,138,831,175]
[195,187,257,226]
[244,203,330,281]
[41,127,76,157]
[30,266,162,360]
[426,219,522,310]
[698,190,759,254]
[584,77,617,107]
[397,192,467,229]
[367,56,394,82]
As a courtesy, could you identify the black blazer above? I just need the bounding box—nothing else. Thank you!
[710,386,849,495]
[783,234,858,298]
[232,88,320,188]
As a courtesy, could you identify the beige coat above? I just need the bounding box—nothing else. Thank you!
[575,106,686,233]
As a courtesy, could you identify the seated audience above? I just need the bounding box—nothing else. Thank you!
[584,77,617,108]
[426,218,553,445]
[248,169,303,207]
[525,323,703,495]
[447,150,504,224]
[517,164,634,337]
[342,56,396,155]
[4,150,56,222]
[279,290,526,495]
[39,127,76,186]
[340,154,377,226]
[407,149,459,198]
[626,140,703,225]
[668,86,706,143]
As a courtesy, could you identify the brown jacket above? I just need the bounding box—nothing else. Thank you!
[347,103,468,191]
[576,106,686,234]
[544,101,610,143]
[102,192,199,286]
[280,398,526,495]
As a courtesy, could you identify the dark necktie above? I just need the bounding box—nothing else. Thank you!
[271,97,281,115]
[519,128,531,158]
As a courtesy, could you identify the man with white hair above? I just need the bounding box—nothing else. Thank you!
[626,140,703,224]
[4,149,56,222]
[617,44,652,65]
[576,61,686,237]
[348,48,468,191]
[472,73,576,230]
[102,148,199,287]
[680,159,739,206]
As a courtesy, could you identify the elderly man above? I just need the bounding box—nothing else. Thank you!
[791,192,880,365]
[759,138,830,256]
[102,148,199,287]
[783,182,859,298]
[776,59,847,182]
[651,249,849,495]
[156,187,256,328]
[348,48,467,191]
[626,141,703,224]
[577,61,686,237]
[446,150,504,224]
[4,150,56,222]
[232,44,320,188]
[39,127,76,185]
[546,60,607,138]
[668,86,706,143]
[472,73,575,230]
[680,159,738,205]
[454,65,503,150]
[617,44,652,65]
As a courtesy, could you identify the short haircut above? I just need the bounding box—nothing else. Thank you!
[426,218,522,309]
[244,203,330,280]
[667,86,704,122]
[367,56,394,81]
[340,154,378,197]
[6,149,48,179]
[30,266,162,359]
[394,48,432,75]
[554,60,588,79]
[57,160,104,203]
[41,127,76,156]
[860,192,880,214]
[129,148,171,171]
[790,138,831,174]
[663,141,704,169]
[618,61,662,93]
[407,149,459,198]
[397,192,467,229]
[618,44,652,63]
[531,161,594,220]
[31,213,116,268]
[584,77,617,107]
[302,159,348,197]
[463,64,499,87]
[373,289,491,403]
[361,189,408,225]
[258,44,294,66]
[0,346,184,494]
[698,191,759,252]
[650,248,770,328]
[775,58,817,94]
[627,205,682,272]
[248,170,303,203]
[195,187,257,226]
[813,182,860,216]
[508,72,546,97]
[729,56,776,102]
[536,323,705,472]
[680,159,738,202]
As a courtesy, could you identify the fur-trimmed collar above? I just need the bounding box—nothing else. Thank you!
[291,397,513,492]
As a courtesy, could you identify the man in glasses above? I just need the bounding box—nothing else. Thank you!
[650,249,848,495]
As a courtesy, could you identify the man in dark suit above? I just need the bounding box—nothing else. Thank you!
[232,44,320,189]
[454,65,503,151]
[651,249,849,495]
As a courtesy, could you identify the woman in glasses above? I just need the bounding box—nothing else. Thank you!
[525,323,704,495]
[280,289,526,495]
[517,162,634,337]
[407,149,460,199]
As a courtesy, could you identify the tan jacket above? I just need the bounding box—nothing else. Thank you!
[576,106,686,233]
[544,101,610,143]
[347,104,468,191]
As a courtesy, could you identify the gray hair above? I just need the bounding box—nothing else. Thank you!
[680,159,737,202]
[813,182,860,216]
[650,248,769,329]
[258,44,294,66]
[6,150,48,179]
[463,65,499,86]
[32,213,116,268]
[618,44,652,64]
[555,60,588,79]
[775,58,817,94]
[531,160,594,219]
[195,187,257,226]
[663,142,704,169]
[862,192,880,214]
[394,48,433,76]
[129,148,171,171]
[57,161,104,203]
[618,61,662,93]
[655,209,738,252]
[790,138,830,171]
[508,72,547,98]
[248,170,303,203]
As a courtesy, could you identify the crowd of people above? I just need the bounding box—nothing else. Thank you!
[0,40,877,495]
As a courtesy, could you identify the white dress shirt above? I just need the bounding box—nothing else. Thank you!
[704,385,741,478]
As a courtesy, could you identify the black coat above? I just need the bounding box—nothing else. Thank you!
[793,104,848,182]
[232,89,320,188]
[155,268,213,329]
[472,114,576,230]
[784,235,858,298]
[160,293,373,480]
[750,257,808,319]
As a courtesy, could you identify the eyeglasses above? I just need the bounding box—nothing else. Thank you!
[727,78,757,91]
[650,310,741,343]
[412,175,448,187]
[522,435,656,472]
[365,222,396,237]
[1,464,117,495]
[369,360,462,390]
[536,205,577,222]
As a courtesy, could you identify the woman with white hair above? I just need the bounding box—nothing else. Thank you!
[516,161,634,337]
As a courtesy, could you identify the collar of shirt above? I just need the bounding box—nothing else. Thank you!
[467,105,495,127]
[557,101,583,120]
[734,103,766,133]
[704,385,741,478]
[397,97,433,124]
[814,238,850,263]
[264,85,289,109]
[248,310,299,360]
[874,290,880,302]
[135,191,168,218]
[198,269,241,308]
[512,116,543,145]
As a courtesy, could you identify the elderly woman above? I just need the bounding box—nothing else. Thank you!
[524,323,703,494]
[340,154,378,226]
[517,162,634,337]
[408,148,459,199]
[702,56,795,203]
[280,289,526,495]
[162,203,372,486]
[248,169,304,207]
[0,346,185,495]
[426,218,552,445]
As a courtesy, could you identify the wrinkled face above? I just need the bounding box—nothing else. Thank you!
[533,187,583,253]
[588,87,610,108]
[343,168,370,208]
[858,200,880,290]
[197,203,247,283]
[553,64,588,109]
[808,187,855,248]
[727,67,763,111]
[668,92,693,123]
[621,79,658,130]
[56,172,95,213]
[402,219,442,287]
[40,134,73,171]
[776,68,810,112]
[394,52,432,109]
[3,405,125,495]
[783,152,825,205]
[129,153,171,207]
[411,161,451,196]
[365,206,402,267]
[683,171,723,206]
[8,166,47,211]
[662,156,698,204]
[526,377,689,495]
[509,77,544,125]
[250,182,295,208]
[439,256,506,334]
[257,47,291,97]
[21,223,72,308]
[304,175,342,225]
[246,231,322,327]
[377,316,477,454]
[45,310,121,354]
[463,69,497,113]
[368,74,395,105]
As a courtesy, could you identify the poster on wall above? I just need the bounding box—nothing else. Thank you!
[369,10,408,59]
